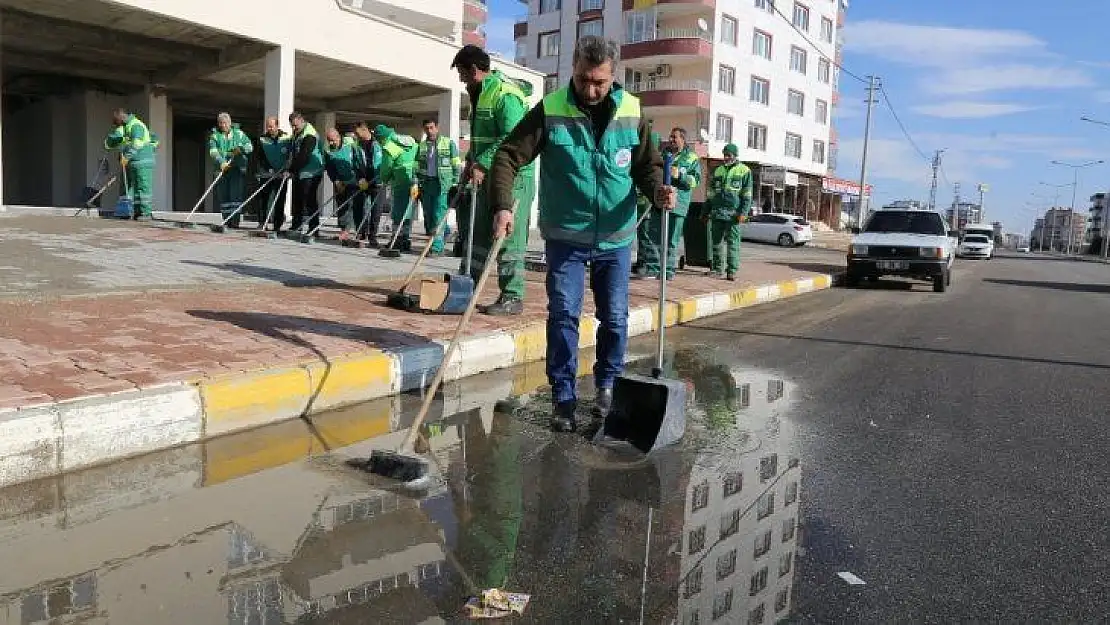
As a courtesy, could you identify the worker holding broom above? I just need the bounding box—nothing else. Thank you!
[415,118,463,256]
[489,35,676,432]
[323,128,370,243]
[207,113,253,229]
[639,127,700,280]
[104,107,158,220]
[285,111,326,235]
[374,124,419,253]
[452,44,537,317]
[704,143,753,281]
[255,116,290,230]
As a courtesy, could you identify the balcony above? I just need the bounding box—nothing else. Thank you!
[622,28,713,63]
[462,28,487,47]
[622,0,716,9]
[463,0,488,27]
[626,79,710,108]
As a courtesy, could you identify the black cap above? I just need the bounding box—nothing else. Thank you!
[452,45,491,71]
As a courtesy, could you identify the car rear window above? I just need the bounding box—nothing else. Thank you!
[792,218,809,226]
[964,235,990,243]
[864,211,946,236]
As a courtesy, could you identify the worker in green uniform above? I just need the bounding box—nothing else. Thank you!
[323,128,370,241]
[207,112,253,229]
[374,124,419,252]
[632,120,662,277]
[452,44,537,316]
[285,111,326,235]
[104,107,158,220]
[255,116,290,230]
[639,127,700,280]
[353,122,385,245]
[705,143,754,281]
[415,118,463,255]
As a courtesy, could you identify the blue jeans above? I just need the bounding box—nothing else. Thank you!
[545,240,632,404]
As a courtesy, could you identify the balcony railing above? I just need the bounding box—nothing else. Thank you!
[626,79,711,93]
[624,28,713,45]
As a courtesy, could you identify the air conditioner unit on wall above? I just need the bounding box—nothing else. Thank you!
[655,64,671,77]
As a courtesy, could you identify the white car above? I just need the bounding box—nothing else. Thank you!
[846,208,955,292]
[957,234,994,259]
[1018,246,1031,253]
[743,213,814,247]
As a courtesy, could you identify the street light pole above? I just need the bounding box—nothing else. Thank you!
[1050,160,1103,254]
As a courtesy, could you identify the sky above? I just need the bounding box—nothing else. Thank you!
[487,0,1110,235]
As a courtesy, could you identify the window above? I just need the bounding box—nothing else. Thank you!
[754,528,773,558]
[787,89,805,115]
[785,481,799,506]
[817,59,831,84]
[684,609,701,625]
[782,517,797,542]
[578,19,603,39]
[757,491,776,520]
[538,31,560,58]
[749,566,769,596]
[692,481,710,511]
[717,549,738,580]
[718,64,737,94]
[723,470,743,496]
[715,114,734,142]
[813,139,826,164]
[626,10,656,44]
[712,589,734,620]
[769,378,785,401]
[514,40,527,64]
[543,74,559,94]
[793,2,810,30]
[685,566,704,598]
[740,383,752,407]
[748,603,766,625]
[760,454,778,481]
[821,16,834,42]
[750,76,770,105]
[721,15,738,46]
[540,0,561,13]
[755,0,775,12]
[720,508,741,539]
[775,587,790,612]
[789,46,807,74]
[815,99,828,124]
[779,551,794,577]
[689,525,707,554]
[752,29,772,59]
[580,0,604,10]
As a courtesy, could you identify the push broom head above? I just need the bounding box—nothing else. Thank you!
[349,451,432,490]
[378,247,402,258]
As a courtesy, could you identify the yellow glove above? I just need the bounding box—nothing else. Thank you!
[737,214,748,224]
[358,179,369,192]
[220,161,232,173]
[410,184,420,199]
[120,157,129,168]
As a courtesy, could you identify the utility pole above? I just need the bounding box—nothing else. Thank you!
[977,183,988,223]
[951,182,961,231]
[927,150,944,211]
[857,75,879,229]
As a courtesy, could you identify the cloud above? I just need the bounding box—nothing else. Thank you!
[927,65,1092,95]
[912,101,1040,119]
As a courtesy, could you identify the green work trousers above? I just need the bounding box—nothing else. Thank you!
[389,179,414,244]
[419,176,450,253]
[641,211,685,279]
[709,218,742,276]
[466,173,536,301]
[125,162,155,217]
[215,168,246,228]
[634,202,651,268]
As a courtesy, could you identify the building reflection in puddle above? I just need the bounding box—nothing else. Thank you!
[0,355,801,624]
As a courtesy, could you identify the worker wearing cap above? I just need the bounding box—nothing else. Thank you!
[452,44,537,316]
[323,128,370,241]
[255,116,290,230]
[208,112,253,229]
[375,124,419,252]
[705,143,753,281]
[488,35,676,432]
[632,121,662,277]
[285,111,326,235]
[104,107,159,220]
[639,127,701,280]
[415,118,463,255]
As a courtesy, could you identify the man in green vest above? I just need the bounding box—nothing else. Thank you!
[353,121,385,245]
[638,127,700,280]
[284,111,326,235]
[632,121,662,277]
[323,128,370,241]
[207,112,253,229]
[374,124,419,252]
[705,143,754,281]
[452,44,537,316]
[254,116,290,230]
[104,107,158,220]
[488,35,676,432]
[415,118,463,255]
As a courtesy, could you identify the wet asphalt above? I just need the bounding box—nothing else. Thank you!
[0,251,1107,624]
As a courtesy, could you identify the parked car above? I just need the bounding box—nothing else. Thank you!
[743,213,814,247]
[957,234,994,259]
[1018,245,1031,253]
[846,207,955,292]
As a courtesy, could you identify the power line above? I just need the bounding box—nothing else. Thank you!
[768,1,867,84]
[879,85,930,162]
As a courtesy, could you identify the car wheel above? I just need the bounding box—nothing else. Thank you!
[778,233,795,247]
[934,271,948,293]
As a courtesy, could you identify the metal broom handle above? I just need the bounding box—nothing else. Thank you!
[654,152,674,378]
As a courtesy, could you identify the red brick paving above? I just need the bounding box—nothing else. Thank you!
[0,262,822,409]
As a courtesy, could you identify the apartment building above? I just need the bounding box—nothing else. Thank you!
[0,0,537,226]
[515,0,855,224]
[1088,192,1106,248]
[1031,207,1086,252]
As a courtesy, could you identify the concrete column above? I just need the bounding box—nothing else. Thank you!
[50,96,75,206]
[436,90,463,231]
[145,87,172,212]
[265,45,295,220]
[315,111,336,216]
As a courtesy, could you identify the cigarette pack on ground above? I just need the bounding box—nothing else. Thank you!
[463,588,530,619]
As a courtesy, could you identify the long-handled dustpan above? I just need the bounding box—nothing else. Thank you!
[386,184,469,310]
[597,153,687,453]
[359,232,508,488]
[210,175,280,233]
[180,169,226,229]
[113,163,134,219]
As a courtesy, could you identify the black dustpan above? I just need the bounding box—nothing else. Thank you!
[597,153,687,453]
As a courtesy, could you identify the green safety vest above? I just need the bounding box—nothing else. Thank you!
[258,131,290,173]
[708,161,754,220]
[415,135,462,185]
[470,70,535,173]
[324,136,367,184]
[291,122,325,179]
[380,135,417,186]
[208,124,252,172]
[669,147,701,217]
[104,114,158,164]
[539,85,642,251]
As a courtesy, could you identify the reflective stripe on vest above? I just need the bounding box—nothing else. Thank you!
[416,136,460,181]
[123,117,153,150]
